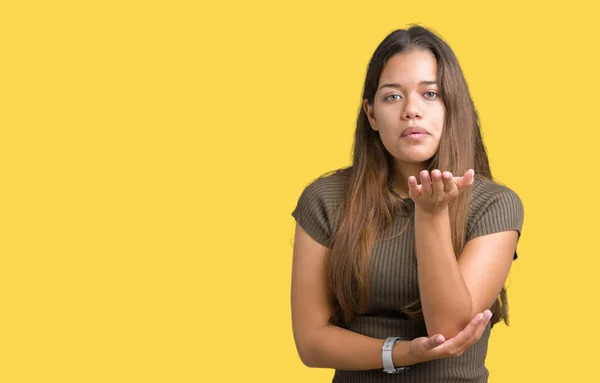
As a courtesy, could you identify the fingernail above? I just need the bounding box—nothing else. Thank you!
[485,311,492,319]
[422,172,429,180]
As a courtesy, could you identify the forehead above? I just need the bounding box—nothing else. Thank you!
[379,49,438,86]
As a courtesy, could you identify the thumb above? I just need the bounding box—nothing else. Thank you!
[454,169,475,190]
[426,334,445,349]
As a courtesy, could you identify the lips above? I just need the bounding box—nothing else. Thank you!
[401,126,429,137]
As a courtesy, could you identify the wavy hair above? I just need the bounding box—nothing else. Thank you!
[326,25,508,327]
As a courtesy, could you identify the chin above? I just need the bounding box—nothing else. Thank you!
[396,152,436,164]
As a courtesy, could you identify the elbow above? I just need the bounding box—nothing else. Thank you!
[426,311,474,339]
[430,324,465,340]
[297,346,317,368]
[299,355,318,368]
[295,334,320,368]
[294,324,334,368]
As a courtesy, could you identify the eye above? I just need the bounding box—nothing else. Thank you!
[424,91,438,99]
[385,94,402,102]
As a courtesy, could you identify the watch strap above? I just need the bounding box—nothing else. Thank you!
[382,336,409,373]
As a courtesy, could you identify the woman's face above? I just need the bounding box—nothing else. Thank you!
[364,49,445,167]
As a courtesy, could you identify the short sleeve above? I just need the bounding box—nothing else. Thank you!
[291,174,346,248]
[466,184,524,259]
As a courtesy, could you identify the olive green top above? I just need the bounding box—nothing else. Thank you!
[291,169,524,383]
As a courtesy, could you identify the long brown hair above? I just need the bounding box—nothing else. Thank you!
[326,25,509,327]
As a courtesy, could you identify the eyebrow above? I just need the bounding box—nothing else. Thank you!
[378,81,438,91]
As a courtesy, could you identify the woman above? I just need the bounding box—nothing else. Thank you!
[290,25,524,382]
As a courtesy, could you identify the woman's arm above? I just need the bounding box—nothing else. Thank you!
[410,170,519,339]
[292,223,491,370]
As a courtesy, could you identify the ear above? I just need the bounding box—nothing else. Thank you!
[363,99,378,131]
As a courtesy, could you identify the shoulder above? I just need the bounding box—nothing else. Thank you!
[299,167,350,204]
[469,176,523,213]
[466,176,525,243]
[291,168,351,247]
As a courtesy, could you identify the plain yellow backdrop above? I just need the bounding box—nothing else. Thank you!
[1,1,599,382]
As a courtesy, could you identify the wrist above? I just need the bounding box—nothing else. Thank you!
[392,340,419,367]
[414,204,449,218]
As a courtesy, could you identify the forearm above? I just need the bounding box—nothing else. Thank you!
[414,207,473,338]
[298,324,420,370]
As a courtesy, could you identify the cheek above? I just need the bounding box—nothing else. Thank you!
[432,108,445,132]
[377,130,397,154]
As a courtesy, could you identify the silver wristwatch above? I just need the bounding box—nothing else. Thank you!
[382,336,409,373]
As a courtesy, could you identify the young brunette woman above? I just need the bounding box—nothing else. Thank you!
[291,25,524,383]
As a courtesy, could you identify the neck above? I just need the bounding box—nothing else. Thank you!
[391,161,430,199]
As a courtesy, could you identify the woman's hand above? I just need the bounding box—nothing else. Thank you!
[408,169,475,214]
[407,310,492,364]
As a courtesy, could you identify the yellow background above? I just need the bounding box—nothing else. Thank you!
[1,1,598,382]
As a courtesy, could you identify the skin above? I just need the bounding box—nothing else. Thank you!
[365,48,518,337]
[292,224,492,370]
[291,49,519,370]
[363,48,445,196]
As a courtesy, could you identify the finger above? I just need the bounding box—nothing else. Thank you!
[436,312,484,352]
[408,176,420,199]
[420,170,432,197]
[455,169,475,190]
[468,310,492,343]
[431,169,444,195]
[442,171,454,193]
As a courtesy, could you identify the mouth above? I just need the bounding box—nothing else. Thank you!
[401,126,430,138]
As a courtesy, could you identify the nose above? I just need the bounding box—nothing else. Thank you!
[401,95,423,120]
